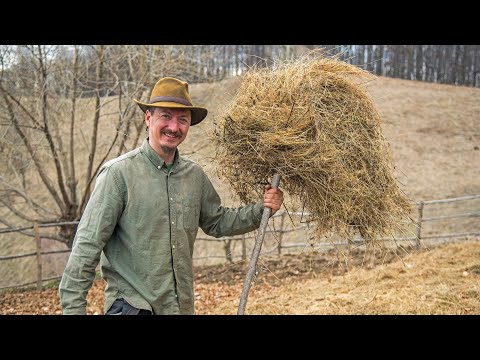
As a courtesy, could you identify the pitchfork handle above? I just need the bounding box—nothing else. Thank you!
[237,173,281,315]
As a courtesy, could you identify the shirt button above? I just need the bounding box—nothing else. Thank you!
[170,198,173,201]
[175,294,178,298]
[172,221,175,225]
[157,165,161,170]
[172,245,176,249]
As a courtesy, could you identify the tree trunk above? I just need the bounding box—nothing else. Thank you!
[82,45,105,212]
[415,45,424,81]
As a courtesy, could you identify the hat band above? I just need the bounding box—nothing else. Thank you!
[149,96,192,106]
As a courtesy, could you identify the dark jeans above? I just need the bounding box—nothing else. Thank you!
[106,298,152,315]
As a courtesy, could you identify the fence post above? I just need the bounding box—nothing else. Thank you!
[241,234,246,261]
[415,201,424,249]
[34,222,42,291]
[224,238,233,263]
[277,212,285,255]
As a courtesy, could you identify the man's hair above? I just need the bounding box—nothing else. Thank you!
[147,106,192,118]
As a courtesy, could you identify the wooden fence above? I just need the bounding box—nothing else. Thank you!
[1,194,479,291]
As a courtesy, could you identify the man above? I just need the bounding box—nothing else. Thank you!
[59,77,284,315]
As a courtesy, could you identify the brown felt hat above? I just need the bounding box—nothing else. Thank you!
[134,77,208,126]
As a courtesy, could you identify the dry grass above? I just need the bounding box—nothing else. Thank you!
[213,50,413,244]
[2,239,478,315]
[366,76,480,201]
[212,239,480,314]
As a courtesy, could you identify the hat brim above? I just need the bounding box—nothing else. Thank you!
[134,99,208,126]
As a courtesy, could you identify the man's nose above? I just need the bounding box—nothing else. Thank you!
[167,119,179,132]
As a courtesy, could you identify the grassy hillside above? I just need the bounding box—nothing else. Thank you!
[187,75,480,202]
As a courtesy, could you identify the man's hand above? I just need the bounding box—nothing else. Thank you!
[263,184,284,215]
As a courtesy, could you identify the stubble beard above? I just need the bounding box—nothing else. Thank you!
[160,145,176,155]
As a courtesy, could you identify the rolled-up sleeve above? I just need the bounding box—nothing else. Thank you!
[199,174,263,238]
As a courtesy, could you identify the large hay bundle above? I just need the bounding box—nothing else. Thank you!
[213,52,413,242]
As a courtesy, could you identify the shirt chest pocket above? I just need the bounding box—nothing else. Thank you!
[182,199,199,231]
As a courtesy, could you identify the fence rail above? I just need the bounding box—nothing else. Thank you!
[1,194,479,291]
[421,194,480,205]
[0,221,79,235]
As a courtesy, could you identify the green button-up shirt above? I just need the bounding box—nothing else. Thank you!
[59,139,263,315]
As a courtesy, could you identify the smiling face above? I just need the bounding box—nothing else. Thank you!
[146,107,191,163]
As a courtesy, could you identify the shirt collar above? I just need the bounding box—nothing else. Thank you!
[141,138,181,171]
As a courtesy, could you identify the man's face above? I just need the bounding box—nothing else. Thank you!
[146,107,191,155]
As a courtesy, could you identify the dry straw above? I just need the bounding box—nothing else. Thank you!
[213,50,413,244]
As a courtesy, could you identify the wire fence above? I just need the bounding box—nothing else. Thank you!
[0,194,479,291]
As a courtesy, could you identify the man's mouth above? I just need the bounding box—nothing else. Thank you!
[162,131,178,139]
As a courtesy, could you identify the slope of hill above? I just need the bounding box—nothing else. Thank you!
[186,75,480,203]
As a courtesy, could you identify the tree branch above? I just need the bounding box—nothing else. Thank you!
[0,177,57,218]
[1,92,65,213]
[83,45,105,208]
[68,46,79,210]
[0,197,36,222]
[37,45,72,213]
[0,84,44,131]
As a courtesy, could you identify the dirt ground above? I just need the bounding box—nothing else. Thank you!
[1,238,478,315]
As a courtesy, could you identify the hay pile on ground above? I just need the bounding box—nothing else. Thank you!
[213,51,413,243]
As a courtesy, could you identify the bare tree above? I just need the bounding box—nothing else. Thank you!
[0,45,218,247]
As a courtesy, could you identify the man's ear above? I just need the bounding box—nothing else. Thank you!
[145,110,151,127]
